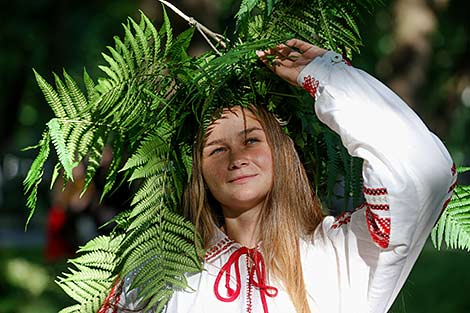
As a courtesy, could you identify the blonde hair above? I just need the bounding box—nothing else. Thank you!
[183,105,323,313]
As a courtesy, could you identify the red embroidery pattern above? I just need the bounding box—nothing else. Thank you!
[436,163,459,225]
[364,186,390,249]
[214,247,278,313]
[331,211,353,229]
[246,256,253,313]
[331,205,365,229]
[341,54,352,66]
[366,203,390,211]
[448,180,457,193]
[205,237,235,262]
[363,186,387,196]
[366,209,391,249]
[302,75,320,98]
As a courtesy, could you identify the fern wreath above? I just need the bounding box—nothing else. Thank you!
[24,1,469,312]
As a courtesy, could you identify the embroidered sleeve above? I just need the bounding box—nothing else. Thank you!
[298,51,455,312]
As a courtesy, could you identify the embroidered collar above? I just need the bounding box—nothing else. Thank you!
[204,228,264,263]
[204,228,238,262]
[205,228,278,313]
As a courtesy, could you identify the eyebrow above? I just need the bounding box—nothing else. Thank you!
[204,127,263,147]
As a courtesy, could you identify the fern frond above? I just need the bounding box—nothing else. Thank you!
[54,72,78,118]
[77,234,123,253]
[70,250,117,271]
[100,134,125,201]
[82,69,96,103]
[23,131,51,226]
[113,35,135,77]
[63,70,88,116]
[64,265,113,281]
[121,126,173,173]
[130,15,151,64]
[161,6,173,57]
[432,168,470,251]
[58,304,81,313]
[58,280,95,303]
[81,135,105,196]
[147,288,173,313]
[47,118,75,179]
[34,69,67,118]
[79,291,109,313]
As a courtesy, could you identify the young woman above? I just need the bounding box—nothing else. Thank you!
[101,39,456,313]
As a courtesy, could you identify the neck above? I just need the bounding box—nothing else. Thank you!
[222,204,262,248]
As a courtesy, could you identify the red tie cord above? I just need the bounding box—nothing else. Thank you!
[214,247,278,313]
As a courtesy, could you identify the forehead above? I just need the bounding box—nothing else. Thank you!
[204,108,263,140]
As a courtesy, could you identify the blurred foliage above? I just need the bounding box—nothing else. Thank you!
[0,248,74,313]
[353,0,470,168]
[0,0,469,312]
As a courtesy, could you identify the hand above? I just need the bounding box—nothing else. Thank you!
[257,39,327,87]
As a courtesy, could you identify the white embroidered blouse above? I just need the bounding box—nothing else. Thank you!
[101,51,456,313]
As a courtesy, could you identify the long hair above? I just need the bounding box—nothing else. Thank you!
[183,105,323,313]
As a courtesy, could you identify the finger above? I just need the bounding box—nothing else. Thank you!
[276,57,295,68]
[283,51,301,61]
[285,38,315,53]
[256,50,267,59]
[274,44,293,57]
[257,51,277,72]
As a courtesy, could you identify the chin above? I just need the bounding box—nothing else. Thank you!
[227,194,267,210]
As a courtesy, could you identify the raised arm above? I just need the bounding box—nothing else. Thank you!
[259,39,456,312]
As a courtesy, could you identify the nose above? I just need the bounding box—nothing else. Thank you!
[228,150,249,170]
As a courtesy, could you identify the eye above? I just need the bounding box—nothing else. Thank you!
[245,137,260,145]
[209,147,226,156]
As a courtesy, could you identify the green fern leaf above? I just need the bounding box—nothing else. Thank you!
[64,265,113,282]
[54,73,78,118]
[47,118,75,179]
[63,70,88,116]
[80,292,107,313]
[432,169,470,251]
[33,69,67,118]
[58,304,81,313]
[149,289,174,313]
[83,68,98,104]
[105,46,129,81]
[160,6,173,57]
[113,35,135,76]
[101,134,125,201]
[50,163,62,190]
[130,14,151,64]
[57,280,92,303]
[70,251,117,271]
[142,10,161,61]
[23,131,51,226]
[98,64,120,84]
[77,234,123,253]
[81,135,105,196]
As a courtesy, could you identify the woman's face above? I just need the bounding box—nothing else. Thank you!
[202,107,273,216]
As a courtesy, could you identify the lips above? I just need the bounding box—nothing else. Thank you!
[228,174,258,183]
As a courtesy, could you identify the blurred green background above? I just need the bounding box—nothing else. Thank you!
[0,0,469,312]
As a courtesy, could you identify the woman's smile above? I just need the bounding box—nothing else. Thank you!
[228,173,258,183]
[201,107,273,214]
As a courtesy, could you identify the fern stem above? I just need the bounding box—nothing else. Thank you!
[56,118,125,131]
[267,91,299,98]
[159,0,228,52]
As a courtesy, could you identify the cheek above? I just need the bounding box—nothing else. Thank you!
[202,159,224,186]
[255,147,274,179]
